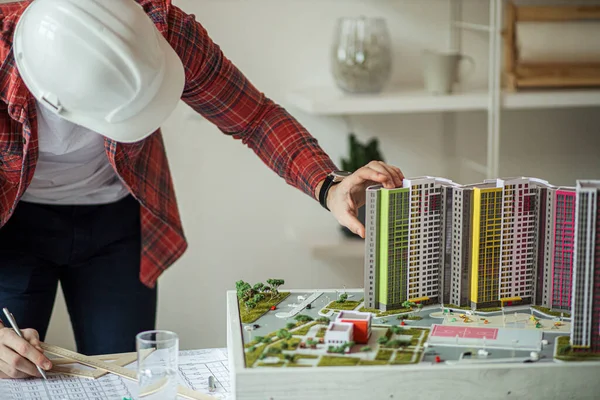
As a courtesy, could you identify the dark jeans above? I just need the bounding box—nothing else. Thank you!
[0,195,157,355]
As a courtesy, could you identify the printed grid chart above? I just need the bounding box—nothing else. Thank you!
[0,373,133,400]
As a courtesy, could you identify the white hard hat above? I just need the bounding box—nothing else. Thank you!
[13,0,185,143]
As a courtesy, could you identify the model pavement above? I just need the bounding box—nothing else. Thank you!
[227,178,600,400]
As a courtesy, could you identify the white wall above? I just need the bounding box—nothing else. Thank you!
[45,0,600,351]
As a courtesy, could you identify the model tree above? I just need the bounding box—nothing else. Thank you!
[390,325,402,335]
[338,293,348,303]
[262,286,272,298]
[253,293,265,303]
[266,347,282,355]
[361,346,371,352]
[236,279,286,307]
[236,281,252,301]
[276,329,292,340]
[253,282,265,292]
[294,314,313,323]
[266,279,285,298]
[245,300,257,311]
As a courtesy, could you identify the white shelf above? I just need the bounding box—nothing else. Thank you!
[286,86,489,115]
[285,85,600,116]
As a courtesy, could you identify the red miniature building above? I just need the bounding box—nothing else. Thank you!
[336,311,372,344]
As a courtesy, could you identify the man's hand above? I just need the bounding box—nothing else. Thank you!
[323,161,404,238]
[0,320,52,379]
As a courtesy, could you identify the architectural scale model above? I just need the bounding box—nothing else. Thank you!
[364,177,599,356]
[226,177,600,400]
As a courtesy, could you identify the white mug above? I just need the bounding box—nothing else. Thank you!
[422,50,475,94]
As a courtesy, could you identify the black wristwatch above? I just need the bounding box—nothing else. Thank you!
[319,170,352,211]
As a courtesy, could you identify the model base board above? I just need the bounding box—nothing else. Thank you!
[227,289,600,400]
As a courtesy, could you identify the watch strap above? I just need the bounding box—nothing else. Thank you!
[319,175,336,211]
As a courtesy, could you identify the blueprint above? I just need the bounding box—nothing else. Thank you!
[0,348,231,400]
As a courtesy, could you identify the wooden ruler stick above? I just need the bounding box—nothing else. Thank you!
[40,343,218,400]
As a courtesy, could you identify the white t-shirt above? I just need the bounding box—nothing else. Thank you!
[21,102,130,205]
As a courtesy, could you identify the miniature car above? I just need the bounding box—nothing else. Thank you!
[253,324,260,329]
[270,305,276,311]
[306,304,312,309]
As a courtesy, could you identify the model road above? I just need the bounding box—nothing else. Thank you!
[275,292,323,319]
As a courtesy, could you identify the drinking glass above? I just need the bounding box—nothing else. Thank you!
[136,330,179,400]
[331,16,392,93]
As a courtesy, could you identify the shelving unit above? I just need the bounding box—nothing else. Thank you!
[296,0,600,263]
[286,0,600,181]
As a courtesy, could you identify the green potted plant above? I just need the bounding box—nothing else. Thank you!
[340,133,385,239]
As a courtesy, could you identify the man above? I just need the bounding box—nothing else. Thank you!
[0,0,404,379]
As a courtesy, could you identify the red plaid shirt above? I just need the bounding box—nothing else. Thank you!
[0,0,337,287]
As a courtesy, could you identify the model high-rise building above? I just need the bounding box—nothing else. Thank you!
[571,180,600,353]
[467,178,548,309]
[364,185,410,310]
[364,185,382,310]
[535,186,556,307]
[445,186,474,307]
[469,182,504,308]
[364,177,457,311]
[551,188,577,310]
[404,177,452,305]
[365,176,591,312]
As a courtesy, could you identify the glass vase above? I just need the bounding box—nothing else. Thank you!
[331,17,392,94]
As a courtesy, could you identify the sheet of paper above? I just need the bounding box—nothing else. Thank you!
[0,348,231,400]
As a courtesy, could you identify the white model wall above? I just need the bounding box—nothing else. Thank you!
[43,0,600,350]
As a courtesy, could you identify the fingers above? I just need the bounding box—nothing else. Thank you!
[338,210,366,239]
[0,345,43,378]
[0,359,31,379]
[350,161,404,189]
[0,329,52,377]
[388,164,405,183]
[351,166,394,189]
[22,329,44,353]
[369,161,404,188]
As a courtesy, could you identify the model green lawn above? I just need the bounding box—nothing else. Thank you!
[239,292,290,323]
[531,305,571,318]
[324,300,362,311]
[244,322,428,368]
[236,279,289,324]
[555,336,600,361]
